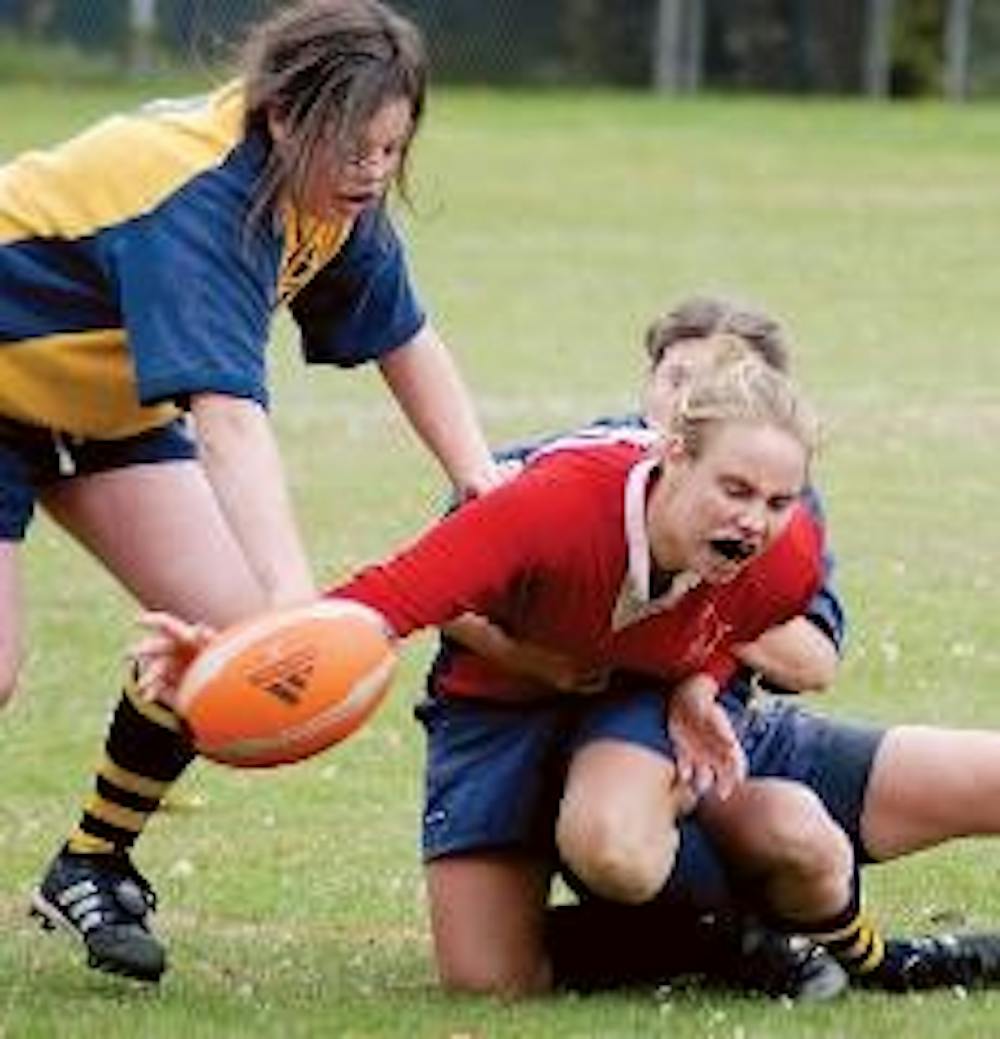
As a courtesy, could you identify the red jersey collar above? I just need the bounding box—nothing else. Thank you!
[613,455,701,631]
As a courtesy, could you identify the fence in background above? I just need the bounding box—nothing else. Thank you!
[0,0,997,97]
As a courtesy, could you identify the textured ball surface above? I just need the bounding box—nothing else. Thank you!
[175,599,396,768]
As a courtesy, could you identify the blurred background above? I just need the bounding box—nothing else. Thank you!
[0,0,998,99]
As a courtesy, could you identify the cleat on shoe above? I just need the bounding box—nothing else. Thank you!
[30,906,58,931]
[862,933,1000,992]
[31,848,166,982]
[730,926,848,1001]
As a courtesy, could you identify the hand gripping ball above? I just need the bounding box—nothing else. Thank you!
[175,599,396,768]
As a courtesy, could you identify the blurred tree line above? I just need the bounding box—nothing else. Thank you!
[0,0,998,96]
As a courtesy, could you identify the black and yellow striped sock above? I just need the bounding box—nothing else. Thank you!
[799,901,886,978]
[66,671,196,857]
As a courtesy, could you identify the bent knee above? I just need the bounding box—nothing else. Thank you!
[437,957,549,998]
[557,811,679,904]
[759,790,853,880]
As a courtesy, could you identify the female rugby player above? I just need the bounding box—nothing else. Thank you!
[10,0,496,982]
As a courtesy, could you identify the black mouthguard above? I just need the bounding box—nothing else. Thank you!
[710,538,755,561]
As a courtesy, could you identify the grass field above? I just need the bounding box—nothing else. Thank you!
[1,81,999,1037]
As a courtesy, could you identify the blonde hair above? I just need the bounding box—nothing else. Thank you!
[666,334,819,461]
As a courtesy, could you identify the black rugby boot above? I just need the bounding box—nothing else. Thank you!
[861,933,1000,992]
[31,847,166,982]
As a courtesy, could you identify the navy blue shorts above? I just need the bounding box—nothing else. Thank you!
[0,417,197,541]
[415,690,677,862]
[416,688,884,901]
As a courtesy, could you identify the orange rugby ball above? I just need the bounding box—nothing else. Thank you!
[175,599,396,768]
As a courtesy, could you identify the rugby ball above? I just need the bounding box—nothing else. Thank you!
[175,599,396,768]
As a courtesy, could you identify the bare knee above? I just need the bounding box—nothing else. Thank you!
[557,806,679,904]
[433,897,551,998]
[437,956,549,998]
[750,789,854,907]
[426,855,551,999]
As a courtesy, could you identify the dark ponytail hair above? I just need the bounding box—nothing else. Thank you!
[645,295,790,373]
[241,0,427,227]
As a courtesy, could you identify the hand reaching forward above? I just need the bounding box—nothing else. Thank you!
[667,673,747,801]
[131,611,217,709]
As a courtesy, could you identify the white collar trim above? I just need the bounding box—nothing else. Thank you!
[613,456,701,631]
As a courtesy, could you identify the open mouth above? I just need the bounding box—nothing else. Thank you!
[709,537,756,562]
[331,191,378,214]
[343,188,380,206]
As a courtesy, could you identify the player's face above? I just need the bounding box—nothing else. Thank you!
[643,338,715,426]
[277,96,413,220]
[647,422,806,584]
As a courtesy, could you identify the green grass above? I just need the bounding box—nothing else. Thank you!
[2,85,1000,1036]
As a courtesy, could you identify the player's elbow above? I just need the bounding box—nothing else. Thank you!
[797,639,840,692]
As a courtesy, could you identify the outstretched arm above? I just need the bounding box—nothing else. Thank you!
[379,324,500,498]
[191,393,315,607]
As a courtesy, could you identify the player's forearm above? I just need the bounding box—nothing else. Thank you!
[191,393,315,607]
[378,324,497,496]
[444,614,609,693]
[734,617,839,693]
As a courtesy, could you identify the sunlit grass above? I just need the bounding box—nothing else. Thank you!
[1,84,998,1036]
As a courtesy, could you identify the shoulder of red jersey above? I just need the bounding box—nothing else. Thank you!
[443,429,655,558]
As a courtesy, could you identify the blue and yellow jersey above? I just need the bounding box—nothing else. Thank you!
[0,82,424,438]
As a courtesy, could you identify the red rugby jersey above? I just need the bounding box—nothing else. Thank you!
[328,440,823,700]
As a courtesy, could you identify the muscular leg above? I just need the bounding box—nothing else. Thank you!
[546,700,850,999]
[548,821,744,992]
[556,739,690,904]
[698,777,889,980]
[698,778,854,924]
[42,461,263,625]
[551,767,851,999]
[426,853,552,996]
[700,708,1000,992]
[0,542,23,706]
[861,725,1000,861]
[847,726,1000,991]
[42,461,266,851]
[33,462,266,980]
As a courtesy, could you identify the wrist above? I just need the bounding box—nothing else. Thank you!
[677,673,719,701]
